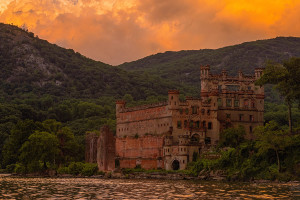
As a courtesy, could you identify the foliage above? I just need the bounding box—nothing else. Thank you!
[14,163,26,174]
[218,126,245,148]
[186,123,300,181]
[81,163,98,176]
[57,162,98,176]
[57,166,70,174]
[5,164,16,173]
[186,159,219,176]
[68,162,85,175]
[255,121,292,172]
[19,131,60,169]
[256,58,300,133]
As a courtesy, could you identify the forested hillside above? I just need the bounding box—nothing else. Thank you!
[120,37,300,98]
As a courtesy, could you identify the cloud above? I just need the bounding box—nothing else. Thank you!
[0,0,300,65]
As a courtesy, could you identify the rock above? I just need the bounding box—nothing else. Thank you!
[111,172,124,179]
[104,172,112,178]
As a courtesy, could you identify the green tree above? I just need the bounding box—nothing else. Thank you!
[19,131,60,169]
[56,127,79,164]
[254,121,292,172]
[219,125,246,148]
[256,58,300,133]
[2,120,37,167]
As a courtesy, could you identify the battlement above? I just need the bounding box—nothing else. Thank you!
[168,89,180,94]
[121,101,168,112]
[185,96,201,100]
[116,100,126,104]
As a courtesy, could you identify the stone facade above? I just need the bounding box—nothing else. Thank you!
[115,66,264,170]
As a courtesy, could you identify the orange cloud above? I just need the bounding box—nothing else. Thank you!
[0,0,300,65]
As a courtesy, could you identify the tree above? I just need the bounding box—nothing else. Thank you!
[19,131,59,169]
[254,121,292,172]
[2,120,37,167]
[256,57,300,134]
[218,125,246,148]
[56,127,79,164]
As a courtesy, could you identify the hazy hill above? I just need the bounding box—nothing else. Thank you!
[0,23,174,101]
[120,37,300,96]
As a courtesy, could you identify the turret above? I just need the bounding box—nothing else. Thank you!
[222,69,228,79]
[200,65,210,97]
[116,100,126,118]
[238,70,243,80]
[168,90,180,109]
[255,68,264,80]
[200,65,210,79]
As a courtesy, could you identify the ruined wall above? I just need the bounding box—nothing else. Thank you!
[115,135,164,169]
[85,132,99,163]
[85,127,116,171]
[97,126,116,171]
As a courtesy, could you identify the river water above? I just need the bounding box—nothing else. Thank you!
[0,176,299,199]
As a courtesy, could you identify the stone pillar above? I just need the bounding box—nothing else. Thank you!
[85,132,99,163]
[97,126,116,171]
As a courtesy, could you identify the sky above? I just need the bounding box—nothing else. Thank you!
[0,0,300,65]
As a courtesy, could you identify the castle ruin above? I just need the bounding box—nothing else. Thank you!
[87,66,264,171]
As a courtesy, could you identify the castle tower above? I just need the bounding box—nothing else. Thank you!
[116,100,126,118]
[254,68,265,112]
[200,65,210,97]
[221,69,228,80]
[254,68,264,80]
[238,70,243,80]
[168,90,180,110]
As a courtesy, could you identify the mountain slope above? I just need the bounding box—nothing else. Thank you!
[120,37,300,96]
[0,23,175,101]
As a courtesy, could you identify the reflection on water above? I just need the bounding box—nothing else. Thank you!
[0,177,299,199]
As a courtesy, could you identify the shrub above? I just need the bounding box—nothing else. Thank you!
[27,161,43,173]
[81,163,98,176]
[6,164,16,173]
[57,166,70,174]
[68,162,84,175]
[97,171,105,175]
[14,163,26,174]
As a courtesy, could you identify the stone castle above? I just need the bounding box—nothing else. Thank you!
[86,66,264,171]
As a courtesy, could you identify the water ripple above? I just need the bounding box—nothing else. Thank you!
[0,177,299,199]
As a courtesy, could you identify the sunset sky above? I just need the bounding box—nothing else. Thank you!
[0,0,300,65]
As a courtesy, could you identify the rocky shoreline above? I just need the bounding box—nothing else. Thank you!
[0,170,224,181]
[2,171,299,184]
